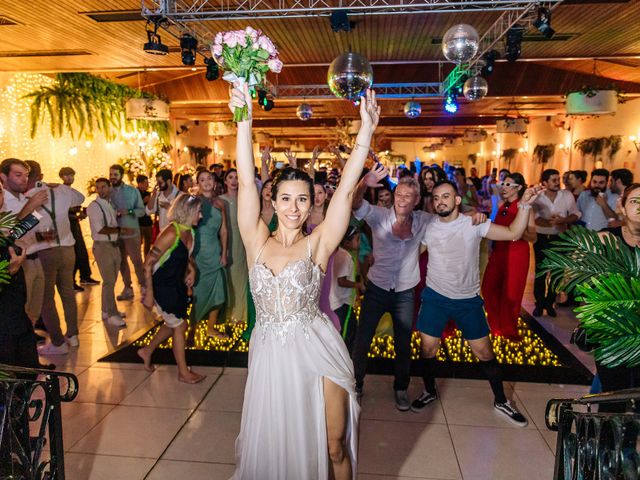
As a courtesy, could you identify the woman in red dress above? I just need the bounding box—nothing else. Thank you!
[481,173,537,339]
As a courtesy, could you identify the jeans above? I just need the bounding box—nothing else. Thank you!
[533,233,559,309]
[352,281,415,391]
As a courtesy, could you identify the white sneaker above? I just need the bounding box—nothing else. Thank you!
[65,335,79,347]
[117,288,134,301]
[38,341,69,355]
[107,315,126,327]
[102,311,127,320]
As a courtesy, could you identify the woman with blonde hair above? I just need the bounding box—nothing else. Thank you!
[138,193,205,384]
[229,84,379,479]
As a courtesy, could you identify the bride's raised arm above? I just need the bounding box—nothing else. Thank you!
[229,84,270,259]
[314,89,380,264]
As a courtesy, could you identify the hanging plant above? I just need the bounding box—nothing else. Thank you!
[533,144,555,164]
[467,153,477,164]
[186,145,213,165]
[24,73,171,144]
[502,148,519,167]
[574,135,622,161]
[572,84,626,104]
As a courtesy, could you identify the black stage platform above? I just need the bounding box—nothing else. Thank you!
[99,310,593,385]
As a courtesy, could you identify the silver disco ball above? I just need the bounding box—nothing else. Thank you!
[463,76,489,101]
[404,101,422,118]
[296,103,313,121]
[442,24,480,63]
[327,52,373,102]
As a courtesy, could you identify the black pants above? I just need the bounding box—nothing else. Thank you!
[70,217,92,281]
[334,304,357,355]
[533,233,559,309]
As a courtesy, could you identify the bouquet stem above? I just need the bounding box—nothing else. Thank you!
[233,105,249,122]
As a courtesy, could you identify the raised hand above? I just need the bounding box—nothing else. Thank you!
[364,163,389,188]
[228,83,253,121]
[311,145,321,167]
[359,89,380,131]
[284,149,297,169]
[261,146,273,168]
[521,184,545,205]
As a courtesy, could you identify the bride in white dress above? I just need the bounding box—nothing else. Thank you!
[228,84,379,479]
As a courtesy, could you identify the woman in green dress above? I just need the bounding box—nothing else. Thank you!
[220,168,250,324]
[192,170,228,338]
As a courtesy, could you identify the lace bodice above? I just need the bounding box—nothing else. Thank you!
[249,238,328,344]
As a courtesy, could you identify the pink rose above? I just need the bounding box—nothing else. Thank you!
[212,44,223,57]
[257,35,276,56]
[268,58,283,73]
[223,32,238,48]
[214,32,223,45]
[235,30,247,47]
[245,27,259,41]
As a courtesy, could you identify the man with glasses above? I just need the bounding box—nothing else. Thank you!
[531,169,579,317]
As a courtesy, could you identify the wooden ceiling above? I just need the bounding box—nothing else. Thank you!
[2,0,640,140]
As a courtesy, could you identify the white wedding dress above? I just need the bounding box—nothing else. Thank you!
[232,238,359,479]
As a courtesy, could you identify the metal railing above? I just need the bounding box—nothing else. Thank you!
[0,364,79,480]
[546,388,640,480]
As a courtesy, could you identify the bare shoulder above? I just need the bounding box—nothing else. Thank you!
[213,197,225,210]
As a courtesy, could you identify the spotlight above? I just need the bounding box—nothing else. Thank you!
[257,89,274,111]
[481,50,499,77]
[533,7,555,39]
[180,34,198,65]
[443,93,459,114]
[330,10,354,32]
[204,57,219,81]
[505,25,524,62]
[144,19,169,55]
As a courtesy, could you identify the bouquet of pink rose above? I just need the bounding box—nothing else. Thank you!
[211,27,283,122]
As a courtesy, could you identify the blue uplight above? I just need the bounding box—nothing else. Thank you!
[443,94,459,114]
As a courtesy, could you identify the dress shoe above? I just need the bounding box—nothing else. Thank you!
[546,306,557,317]
[532,306,543,317]
[80,277,100,286]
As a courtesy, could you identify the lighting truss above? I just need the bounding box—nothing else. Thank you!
[275,83,441,99]
[143,0,563,21]
[439,0,563,95]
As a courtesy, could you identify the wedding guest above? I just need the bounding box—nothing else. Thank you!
[412,180,538,426]
[481,173,536,339]
[109,164,145,301]
[59,167,99,291]
[147,169,179,230]
[136,174,153,258]
[28,161,84,355]
[259,178,277,231]
[568,170,587,199]
[87,178,130,327]
[532,169,579,317]
[138,193,205,384]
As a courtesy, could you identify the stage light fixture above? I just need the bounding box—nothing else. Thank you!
[533,7,555,39]
[144,19,169,55]
[481,50,499,77]
[330,10,354,32]
[444,93,459,114]
[505,25,524,62]
[180,34,198,65]
[204,57,219,81]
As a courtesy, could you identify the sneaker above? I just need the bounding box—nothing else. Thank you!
[410,391,438,412]
[65,335,79,347]
[107,315,126,328]
[102,311,127,320]
[494,400,528,427]
[80,277,100,286]
[73,284,85,292]
[394,390,411,412]
[117,288,134,301]
[38,342,69,356]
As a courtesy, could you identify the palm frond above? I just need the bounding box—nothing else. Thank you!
[575,274,640,317]
[539,226,640,293]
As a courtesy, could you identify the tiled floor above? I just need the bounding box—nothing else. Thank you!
[32,261,593,480]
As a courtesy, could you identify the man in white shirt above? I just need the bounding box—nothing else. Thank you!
[146,168,179,230]
[532,169,580,317]
[576,168,619,232]
[0,159,48,329]
[412,180,540,427]
[25,161,84,355]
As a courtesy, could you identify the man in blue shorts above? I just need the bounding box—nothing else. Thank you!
[412,180,542,427]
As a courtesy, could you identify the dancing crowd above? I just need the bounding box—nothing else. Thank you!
[1,85,639,478]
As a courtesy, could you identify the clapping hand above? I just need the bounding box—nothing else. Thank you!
[359,89,380,131]
[228,83,253,121]
[364,163,389,188]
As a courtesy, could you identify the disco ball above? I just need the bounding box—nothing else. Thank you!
[327,52,373,102]
[404,101,422,118]
[463,76,489,101]
[442,24,480,63]
[296,103,313,121]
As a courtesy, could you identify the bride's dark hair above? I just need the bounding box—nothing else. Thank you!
[271,167,315,205]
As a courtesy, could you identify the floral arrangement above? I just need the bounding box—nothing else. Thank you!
[145,151,173,177]
[177,164,196,177]
[118,154,147,180]
[86,176,101,196]
[211,27,283,122]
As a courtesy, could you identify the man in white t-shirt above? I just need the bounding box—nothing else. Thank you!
[146,168,179,230]
[412,180,542,427]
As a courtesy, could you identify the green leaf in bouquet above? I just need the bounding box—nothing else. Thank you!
[253,49,270,61]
